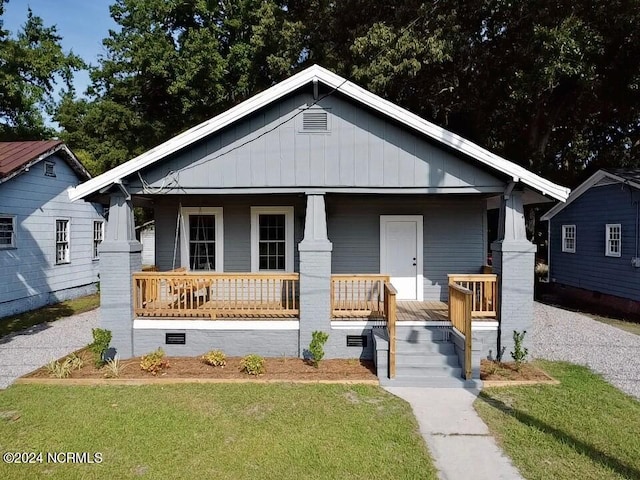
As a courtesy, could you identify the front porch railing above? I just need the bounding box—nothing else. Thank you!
[133,272,299,318]
[383,281,398,378]
[448,274,498,318]
[330,274,390,318]
[449,283,473,380]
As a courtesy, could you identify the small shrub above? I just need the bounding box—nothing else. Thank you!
[45,360,72,379]
[104,356,126,378]
[309,331,329,368]
[511,330,529,371]
[45,352,85,379]
[240,354,265,376]
[535,262,549,280]
[202,350,226,367]
[140,348,169,375]
[89,328,112,367]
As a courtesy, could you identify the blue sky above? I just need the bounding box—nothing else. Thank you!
[2,0,117,95]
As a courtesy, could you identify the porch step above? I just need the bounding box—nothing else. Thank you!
[380,376,482,388]
[395,340,455,355]
[395,352,460,367]
[395,327,451,343]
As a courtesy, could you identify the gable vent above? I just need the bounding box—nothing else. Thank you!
[302,111,328,131]
[346,335,368,348]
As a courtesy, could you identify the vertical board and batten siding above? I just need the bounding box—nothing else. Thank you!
[153,195,305,272]
[327,195,486,302]
[0,155,103,317]
[549,183,640,301]
[135,91,505,191]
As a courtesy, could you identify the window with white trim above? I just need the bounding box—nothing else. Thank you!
[251,207,294,272]
[180,207,223,271]
[55,219,70,264]
[562,225,576,253]
[0,216,16,248]
[605,224,622,257]
[93,221,104,259]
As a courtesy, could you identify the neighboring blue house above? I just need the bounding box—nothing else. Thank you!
[542,169,640,314]
[0,141,104,318]
[69,65,568,385]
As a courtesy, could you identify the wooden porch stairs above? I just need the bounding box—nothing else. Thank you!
[378,326,481,388]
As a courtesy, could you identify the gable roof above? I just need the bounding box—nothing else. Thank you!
[69,64,569,202]
[0,140,91,185]
[541,168,640,221]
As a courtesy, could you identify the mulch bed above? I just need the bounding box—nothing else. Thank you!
[480,359,557,385]
[23,349,378,383]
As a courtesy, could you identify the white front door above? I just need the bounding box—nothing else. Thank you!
[380,215,423,300]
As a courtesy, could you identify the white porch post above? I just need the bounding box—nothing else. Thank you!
[491,188,536,357]
[297,194,332,357]
[99,193,142,358]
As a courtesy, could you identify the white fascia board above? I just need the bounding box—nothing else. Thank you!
[69,64,570,202]
[540,170,627,221]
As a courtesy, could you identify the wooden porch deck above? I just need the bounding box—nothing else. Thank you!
[397,301,449,321]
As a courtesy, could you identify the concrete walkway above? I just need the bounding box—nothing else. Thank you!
[386,387,523,480]
[0,309,98,389]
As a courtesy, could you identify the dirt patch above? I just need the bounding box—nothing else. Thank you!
[481,359,555,383]
[24,349,377,383]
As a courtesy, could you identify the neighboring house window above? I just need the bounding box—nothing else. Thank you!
[606,224,622,257]
[93,221,104,259]
[251,207,294,272]
[180,207,223,271]
[55,219,70,264]
[562,225,576,253]
[44,161,56,177]
[0,216,16,248]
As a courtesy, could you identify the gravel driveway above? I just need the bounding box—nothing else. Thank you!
[533,302,640,400]
[0,309,98,389]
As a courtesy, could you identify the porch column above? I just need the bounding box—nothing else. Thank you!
[297,194,332,357]
[491,188,536,358]
[99,193,142,359]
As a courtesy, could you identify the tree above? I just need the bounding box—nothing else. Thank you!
[0,0,83,140]
[58,0,304,173]
[348,0,640,185]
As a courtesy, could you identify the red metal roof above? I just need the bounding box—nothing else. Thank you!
[0,140,63,179]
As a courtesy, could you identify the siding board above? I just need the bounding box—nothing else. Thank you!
[549,183,640,301]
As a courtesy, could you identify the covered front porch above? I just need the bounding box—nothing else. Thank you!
[132,272,497,323]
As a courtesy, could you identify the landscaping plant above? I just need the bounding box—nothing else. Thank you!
[510,330,529,371]
[240,354,265,376]
[202,350,226,367]
[104,356,126,378]
[89,328,112,367]
[140,348,169,375]
[45,353,84,379]
[309,331,329,368]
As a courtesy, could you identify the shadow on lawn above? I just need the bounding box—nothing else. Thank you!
[477,392,640,480]
[0,303,76,343]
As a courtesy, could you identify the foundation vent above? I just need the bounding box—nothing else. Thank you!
[165,333,186,345]
[346,335,368,347]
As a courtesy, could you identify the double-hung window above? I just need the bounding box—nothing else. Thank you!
[562,225,576,253]
[55,219,70,264]
[605,224,621,257]
[251,207,294,272]
[0,216,16,248]
[93,221,104,259]
[180,207,223,271]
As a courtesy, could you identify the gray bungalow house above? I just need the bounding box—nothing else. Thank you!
[542,169,640,316]
[0,141,103,318]
[70,65,569,385]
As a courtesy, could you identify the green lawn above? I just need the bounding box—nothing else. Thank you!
[586,314,640,336]
[0,384,436,480]
[0,293,100,338]
[475,361,640,480]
